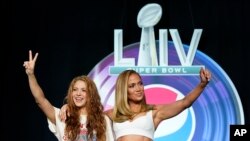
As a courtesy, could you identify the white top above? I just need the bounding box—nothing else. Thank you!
[113,110,155,140]
[47,107,114,141]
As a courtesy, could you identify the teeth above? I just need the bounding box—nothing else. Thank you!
[75,97,83,102]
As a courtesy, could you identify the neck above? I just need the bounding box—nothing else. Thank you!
[129,102,142,113]
[79,107,87,115]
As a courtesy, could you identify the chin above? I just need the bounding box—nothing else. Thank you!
[74,102,86,107]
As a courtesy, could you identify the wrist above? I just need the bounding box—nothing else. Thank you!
[199,81,208,88]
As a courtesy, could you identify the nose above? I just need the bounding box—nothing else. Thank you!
[76,90,82,95]
[135,84,142,91]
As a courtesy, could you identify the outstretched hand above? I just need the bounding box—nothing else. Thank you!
[23,50,38,75]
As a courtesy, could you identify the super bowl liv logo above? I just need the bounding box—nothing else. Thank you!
[110,3,203,75]
[88,3,244,141]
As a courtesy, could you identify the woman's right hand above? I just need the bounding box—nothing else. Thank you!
[23,50,38,75]
[59,104,70,121]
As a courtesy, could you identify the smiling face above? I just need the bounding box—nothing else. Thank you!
[72,80,88,108]
[127,73,145,103]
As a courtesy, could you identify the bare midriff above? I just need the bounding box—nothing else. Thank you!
[117,135,152,141]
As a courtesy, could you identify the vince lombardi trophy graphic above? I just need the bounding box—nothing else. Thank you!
[137,3,162,66]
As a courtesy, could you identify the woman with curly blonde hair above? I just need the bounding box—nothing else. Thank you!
[23,50,114,141]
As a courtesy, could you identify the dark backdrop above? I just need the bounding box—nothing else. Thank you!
[3,0,250,141]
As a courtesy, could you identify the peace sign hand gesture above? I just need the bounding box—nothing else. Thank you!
[23,50,38,75]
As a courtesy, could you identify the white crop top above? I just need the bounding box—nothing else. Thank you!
[113,110,155,139]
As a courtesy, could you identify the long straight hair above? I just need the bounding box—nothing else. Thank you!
[112,70,153,122]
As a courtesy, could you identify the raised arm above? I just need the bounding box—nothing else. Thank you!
[153,67,211,127]
[23,50,55,124]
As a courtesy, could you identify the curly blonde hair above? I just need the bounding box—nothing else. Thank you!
[64,75,106,141]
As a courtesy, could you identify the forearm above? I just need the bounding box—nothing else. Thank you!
[27,74,46,104]
[27,73,55,122]
[184,82,208,107]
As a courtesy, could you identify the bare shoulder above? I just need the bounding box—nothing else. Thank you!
[104,108,113,119]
